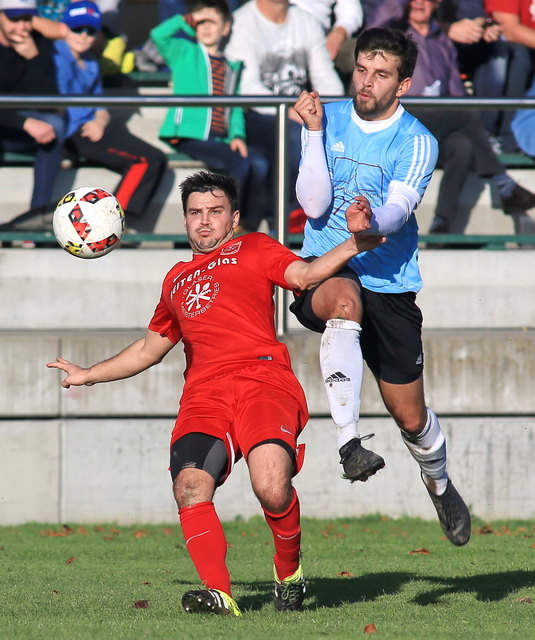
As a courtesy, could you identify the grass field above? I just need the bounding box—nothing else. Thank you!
[1,516,534,640]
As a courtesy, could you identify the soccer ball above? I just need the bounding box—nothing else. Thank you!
[53,186,125,259]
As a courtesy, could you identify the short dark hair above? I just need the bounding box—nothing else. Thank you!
[354,28,418,81]
[180,171,239,213]
[186,0,232,22]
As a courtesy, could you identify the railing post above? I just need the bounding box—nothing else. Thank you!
[275,102,289,337]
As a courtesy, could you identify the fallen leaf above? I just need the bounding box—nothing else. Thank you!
[530,543,535,549]
[0,545,4,551]
[336,570,355,577]
[133,600,150,609]
[409,548,430,555]
[476,525,494,535]
[143,581,151,586]
[364,623,377,634]
[514,597,534,604]
[133,530,147,539]
[66,556,76,565]
[162,528,173,536]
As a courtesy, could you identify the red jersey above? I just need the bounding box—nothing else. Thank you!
[485,0,535,28]
[149,232,303,388]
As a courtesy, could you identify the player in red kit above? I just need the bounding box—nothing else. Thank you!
[47,171,384,616]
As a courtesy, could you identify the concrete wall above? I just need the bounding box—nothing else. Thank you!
[0,247,534,524]
[2,417,534,525]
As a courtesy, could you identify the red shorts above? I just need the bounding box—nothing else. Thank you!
[171,363,309,484]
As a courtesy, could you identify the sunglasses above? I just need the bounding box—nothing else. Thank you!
[71,25,97,36]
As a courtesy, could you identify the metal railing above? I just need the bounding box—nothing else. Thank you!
[3,94,535,333]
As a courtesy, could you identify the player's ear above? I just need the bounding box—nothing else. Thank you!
[222,20,231,38]
[396,77,412,98]
[232,210,240,228]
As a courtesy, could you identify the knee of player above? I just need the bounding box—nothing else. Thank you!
[173,468,215,508]
[254,482,293,514]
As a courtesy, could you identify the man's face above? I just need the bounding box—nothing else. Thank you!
[0,12,33,45]
[408,0,437,26]
[193,8,230,48]
[184,189,239,254]
[352,50,411,121]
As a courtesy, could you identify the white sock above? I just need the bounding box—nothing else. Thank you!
[320,318,363,451]
[401,407,449,495]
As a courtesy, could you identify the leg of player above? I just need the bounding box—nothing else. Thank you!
[378,376,471,546]
[247,442,306,612]
[172,437,241,617]
[311,278,385,482]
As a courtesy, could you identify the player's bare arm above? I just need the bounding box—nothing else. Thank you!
[46,329,175,388]
[284,198,385,290]
[293,90,323,131]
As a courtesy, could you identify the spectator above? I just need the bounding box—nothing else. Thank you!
[436,0,527,153]
[0,0,67,225]
[373,0,535,236]
[159,0,242,23]
[289,0,363,87]
[2,0,168,233]
[225,0,344,221]
[151,0,270,233]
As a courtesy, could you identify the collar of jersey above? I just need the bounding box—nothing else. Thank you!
[351,103,405,133]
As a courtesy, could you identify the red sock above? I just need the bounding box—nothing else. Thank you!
[263,488,301,581]
[178,501,232,596]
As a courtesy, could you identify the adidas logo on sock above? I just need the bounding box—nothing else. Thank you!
[325,371,350,383]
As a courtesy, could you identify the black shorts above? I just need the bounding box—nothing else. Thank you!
[289,264,424,384]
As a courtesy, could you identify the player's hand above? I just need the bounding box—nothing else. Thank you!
[23,118,56,144]
[354,234,386,253]
[345,196,372,233]
[293,90,323,131]
[46,356,92,389]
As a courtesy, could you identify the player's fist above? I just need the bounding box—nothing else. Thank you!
[345,196,372,233]
[293,90,323,131]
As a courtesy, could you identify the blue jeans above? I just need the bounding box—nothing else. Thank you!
[0,110,66,208]
[174,137,270,231]
[245,110,302,216]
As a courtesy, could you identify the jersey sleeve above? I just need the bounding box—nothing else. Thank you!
[394,130,438,200]
[148,293,182,344]
[256,235,304,290]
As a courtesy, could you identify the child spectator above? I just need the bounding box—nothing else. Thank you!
[52,1,168,232]
[151,0,269,233]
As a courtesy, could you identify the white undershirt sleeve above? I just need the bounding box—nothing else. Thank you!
[364,181,421,236]
[295,129,332,219]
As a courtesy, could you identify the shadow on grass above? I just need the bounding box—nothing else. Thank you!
[230,570,535,611]
[411,570,535,605]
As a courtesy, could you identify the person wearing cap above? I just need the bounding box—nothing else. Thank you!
[0,0,67,220]
[2,0,169,232]
[55,0,168,232]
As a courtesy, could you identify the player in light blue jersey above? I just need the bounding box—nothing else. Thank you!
[290,27,471,546]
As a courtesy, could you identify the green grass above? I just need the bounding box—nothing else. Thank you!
[1,516,534,639]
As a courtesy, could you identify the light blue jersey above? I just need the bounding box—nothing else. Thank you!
[301,99,438,293]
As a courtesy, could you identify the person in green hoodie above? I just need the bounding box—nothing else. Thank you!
[151,0,270,233]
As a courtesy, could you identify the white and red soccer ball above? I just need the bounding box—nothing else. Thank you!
[53,186,125,259]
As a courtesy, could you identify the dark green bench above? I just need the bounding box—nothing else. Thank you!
[1,231,534,250]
